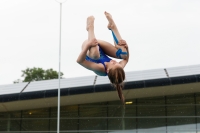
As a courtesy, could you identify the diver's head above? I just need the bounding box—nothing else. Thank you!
[107,60,125,103]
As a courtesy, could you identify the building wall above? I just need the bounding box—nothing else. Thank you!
[1,93,200,133]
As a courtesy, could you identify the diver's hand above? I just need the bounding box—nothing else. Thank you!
[118,40,128,49]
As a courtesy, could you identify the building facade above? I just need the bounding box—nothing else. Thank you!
[1,65,200,133]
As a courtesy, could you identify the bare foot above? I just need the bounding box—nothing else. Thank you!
[86,16,95,31]
[104,11,116,30]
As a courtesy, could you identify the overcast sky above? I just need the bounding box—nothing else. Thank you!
[0,0,200,85]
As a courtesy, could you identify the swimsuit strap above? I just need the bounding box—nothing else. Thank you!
[101,61,108,76]
[111,30,119,44]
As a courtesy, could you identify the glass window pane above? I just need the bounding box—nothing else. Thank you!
[137,97,166,133]
[0,112,7,119]
[10,120,21,131]
[167,118,196,133]
[79,103,107,117]
[167,94,196,132]
[0,120,7,131]
[124,118,136,132]
[108,101,124,130]
[108,118,123,130]
[50,105,78,131]
[195,93,200,131]
[124,99,136,131]
[79,118,107,130]
[21,108,49,131]
[10,111,21,131]
[50,105,79,118]
[0,111,21,131]
[124,99,136,117]
[79,102,107,130]
[50,119,78,131]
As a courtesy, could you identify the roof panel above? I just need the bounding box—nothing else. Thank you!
[0,83,28,95]
[142,69,167,80]
[24,79,58,92]
[96,68,167,84]
[187,64,200,75]
[64,76,95,87]
[1,64,200,95]
[126,69,167,81]
[95,76,110,85]
[125,70,143,81]
[24,76,95,92]
[167,64,200,77]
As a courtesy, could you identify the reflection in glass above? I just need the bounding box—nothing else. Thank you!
[123,100,136,131]
[50,105,79,131]
[195,93,200,132]
[0,111,21,131]
[79,103,107,130]
[167,94,196,133]
[108,101,124,130]
[21,109,49,131]
[137,97,166,133]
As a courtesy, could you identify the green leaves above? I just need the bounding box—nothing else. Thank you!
[19,67,64,82]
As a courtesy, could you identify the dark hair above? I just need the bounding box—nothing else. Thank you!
[107,67,125,104]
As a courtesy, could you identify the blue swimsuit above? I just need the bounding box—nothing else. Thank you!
[85,30,127,76]
[85,45,111,76]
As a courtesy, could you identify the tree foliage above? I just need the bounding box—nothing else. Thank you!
[14,67,64,83]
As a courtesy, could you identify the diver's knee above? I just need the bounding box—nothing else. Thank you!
[81,40,89,49]
[82,40,89,45]
[89,46,100,59]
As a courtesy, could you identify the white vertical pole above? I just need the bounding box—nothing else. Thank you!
[55,1,67,132]
[57,3,62,133]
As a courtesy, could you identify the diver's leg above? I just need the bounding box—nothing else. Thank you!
[85,16,100,59]
[97,39,118,58]
[105,11,122,44]
[104,11,128,59]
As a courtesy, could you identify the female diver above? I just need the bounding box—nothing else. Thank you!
[76,12,129,103]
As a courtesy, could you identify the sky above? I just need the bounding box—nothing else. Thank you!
[0,0,200,85]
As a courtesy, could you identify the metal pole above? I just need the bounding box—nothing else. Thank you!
[55,1,67,132]
[57,3,62,133]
